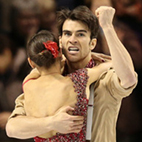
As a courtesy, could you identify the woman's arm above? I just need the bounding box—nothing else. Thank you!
[87,61,112,85]
[91,52,111,62]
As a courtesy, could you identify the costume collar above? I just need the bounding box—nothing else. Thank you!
[63,59,96,76]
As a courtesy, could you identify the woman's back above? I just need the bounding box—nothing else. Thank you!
[24,74,77,117]
[24,68,89,140]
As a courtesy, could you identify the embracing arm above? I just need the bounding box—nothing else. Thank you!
[91,52,111,62]
[87,61,112,85]
[6,115,54,139]
[6,106,83,139]
[6,94,83,139]
[95,6,137,88]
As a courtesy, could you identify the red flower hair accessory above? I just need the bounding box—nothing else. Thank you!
[43,41,59,58]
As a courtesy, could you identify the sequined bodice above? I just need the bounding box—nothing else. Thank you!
[34,68,89,142]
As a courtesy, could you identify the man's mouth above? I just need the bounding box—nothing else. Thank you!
[68,47,79,52]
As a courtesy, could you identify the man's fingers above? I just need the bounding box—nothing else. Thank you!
[69,120,84,127]
[65,106,75,112]
[59,106,74,113]
[69,115,84,121]
[69,119,84,131]
[65,117,84,133]
[70,123,84,128]
[69,124,84,133]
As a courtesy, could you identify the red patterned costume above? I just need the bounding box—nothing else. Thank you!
[34,59,95,142]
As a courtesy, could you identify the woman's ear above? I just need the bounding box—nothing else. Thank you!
[90,38,97,50]
[28,57,35,69]
[57,48,62,58]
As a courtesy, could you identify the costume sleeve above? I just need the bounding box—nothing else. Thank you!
[101,68,138,100]
[9,93,26,119]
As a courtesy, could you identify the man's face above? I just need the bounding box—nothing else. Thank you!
[60,19,96,64]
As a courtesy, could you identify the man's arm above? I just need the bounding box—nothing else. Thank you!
[6,95,84,139]
[95,6,137,88]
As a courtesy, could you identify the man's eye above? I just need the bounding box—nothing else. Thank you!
[78,33,85,37]
[64,33,71,36]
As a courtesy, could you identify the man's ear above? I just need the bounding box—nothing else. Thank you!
[28,57,35,69]
[90,38,97,50]
[59,36,62,48]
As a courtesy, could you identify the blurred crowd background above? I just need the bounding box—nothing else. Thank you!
[0,0,142,142]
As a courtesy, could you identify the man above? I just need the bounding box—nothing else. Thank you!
[6,6,137,142]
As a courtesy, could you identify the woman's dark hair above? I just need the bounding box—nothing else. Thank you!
[27,30,59,68]
[57,5,99,39]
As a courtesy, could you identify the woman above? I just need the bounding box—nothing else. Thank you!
[23,30,112,141]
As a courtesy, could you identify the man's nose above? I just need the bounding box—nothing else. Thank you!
[69,35,77,44]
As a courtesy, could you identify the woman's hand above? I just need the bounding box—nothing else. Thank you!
[91,52,111,62]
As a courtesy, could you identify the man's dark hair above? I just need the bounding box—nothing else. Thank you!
[57,5,99,39]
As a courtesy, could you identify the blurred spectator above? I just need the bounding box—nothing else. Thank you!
[0,33,33,142]
[85,0,112,14]
[0,2,2,31]
[38,0,58,38]
[9,0,40,48]
[55,0,85,10]
[114,21,142,71]
[0,0,12,33]
[7,0,40,80]
[111,0,142,20]
[111,0,142,36]
[0,0,40,141]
